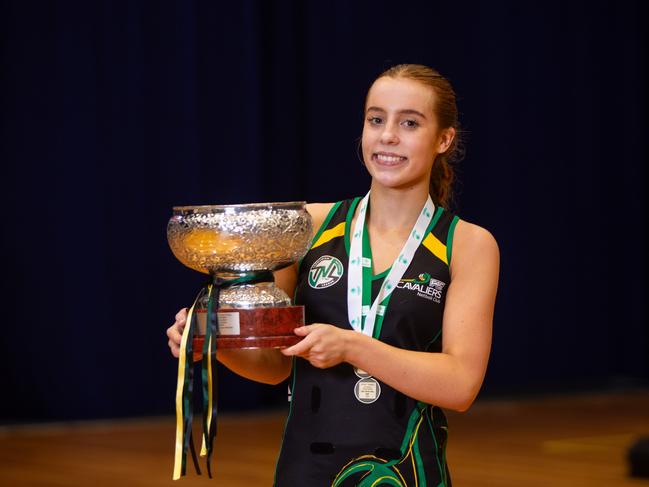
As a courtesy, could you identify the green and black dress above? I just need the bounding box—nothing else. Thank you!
[274,197,459,487]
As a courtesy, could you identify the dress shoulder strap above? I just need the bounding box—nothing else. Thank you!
[422,207,460,266]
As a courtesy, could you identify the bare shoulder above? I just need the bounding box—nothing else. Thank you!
[305,202,335,233]
[273,202,334,296]
[451,219,500,274]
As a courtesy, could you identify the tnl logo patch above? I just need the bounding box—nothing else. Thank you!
[308,255,344,289]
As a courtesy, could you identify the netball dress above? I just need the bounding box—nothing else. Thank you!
[274,197,459,487]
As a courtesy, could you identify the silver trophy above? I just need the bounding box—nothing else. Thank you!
[167,201,312,349]
[169,202,313,479]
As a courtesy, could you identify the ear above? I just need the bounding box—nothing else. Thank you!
[437,127,456,154]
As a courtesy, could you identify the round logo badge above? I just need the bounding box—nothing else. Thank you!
[308,255,344,289]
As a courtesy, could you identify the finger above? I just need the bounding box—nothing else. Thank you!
[168,339,180,358]
[170,318,185,336]
[167,324,183,345]
[175,308,188,322]
[293,323,323,336]
[283,323,327,355]
[281,335,314,356]
[280,346,296,356]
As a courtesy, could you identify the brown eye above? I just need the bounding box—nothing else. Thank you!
[367,116,383,125]
[402,119,419,128]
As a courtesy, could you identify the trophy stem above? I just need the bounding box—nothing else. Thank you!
[209,269,275,285]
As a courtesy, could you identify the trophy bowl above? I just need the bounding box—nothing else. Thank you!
[168,201,312,351]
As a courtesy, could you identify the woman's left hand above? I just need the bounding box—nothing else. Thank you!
[280,324,352,369]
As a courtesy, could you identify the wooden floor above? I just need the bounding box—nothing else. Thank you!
[1,391,648,486]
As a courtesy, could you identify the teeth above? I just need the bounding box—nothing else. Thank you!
[376,154,405,163]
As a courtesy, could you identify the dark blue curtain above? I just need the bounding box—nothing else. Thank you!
[1,0,647,422]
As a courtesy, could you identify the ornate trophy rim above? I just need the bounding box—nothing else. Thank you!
[173,201,307,214]
[167,199,313,276]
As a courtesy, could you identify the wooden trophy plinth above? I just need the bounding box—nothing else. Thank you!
[192,305,304,361]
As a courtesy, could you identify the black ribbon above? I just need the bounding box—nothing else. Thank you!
[182,287,203,476]
[201,271,275,478]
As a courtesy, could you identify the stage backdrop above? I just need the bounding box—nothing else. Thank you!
[1,0,647,422]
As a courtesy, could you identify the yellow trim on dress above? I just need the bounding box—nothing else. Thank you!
[422,233,448,265]
[311,221,345,249]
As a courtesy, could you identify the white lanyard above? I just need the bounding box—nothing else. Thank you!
[347,191,435,337]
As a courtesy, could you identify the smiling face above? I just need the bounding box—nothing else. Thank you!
[361,76,453,191]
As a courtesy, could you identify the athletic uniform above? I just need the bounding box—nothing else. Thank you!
[274,197,459,487]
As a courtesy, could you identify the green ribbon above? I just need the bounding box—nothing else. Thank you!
[179,270,275,478]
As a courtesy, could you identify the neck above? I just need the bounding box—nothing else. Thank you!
[367,181,430,232]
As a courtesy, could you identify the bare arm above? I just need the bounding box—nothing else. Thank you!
[214,264,297,384]
[282,220,499,411]
[167,202,335,385]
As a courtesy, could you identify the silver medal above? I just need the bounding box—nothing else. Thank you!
[354,367,371,379]
[354,377,381,404]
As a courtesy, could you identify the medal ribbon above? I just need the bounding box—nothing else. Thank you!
[347,191,435,338]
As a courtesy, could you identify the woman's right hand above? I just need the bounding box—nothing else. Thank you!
[166,308,187,358]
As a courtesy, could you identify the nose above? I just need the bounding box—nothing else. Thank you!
[380,123,399,145]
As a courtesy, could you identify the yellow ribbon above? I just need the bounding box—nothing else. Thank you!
[172,298,197,480]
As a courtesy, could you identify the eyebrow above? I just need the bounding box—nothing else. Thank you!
[366,106,428,119]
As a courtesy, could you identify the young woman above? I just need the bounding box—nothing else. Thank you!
[167,64,499,486]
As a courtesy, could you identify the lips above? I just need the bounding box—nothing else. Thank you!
[372,152,407,166]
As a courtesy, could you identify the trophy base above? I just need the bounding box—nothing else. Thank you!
[191,305,304,360]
